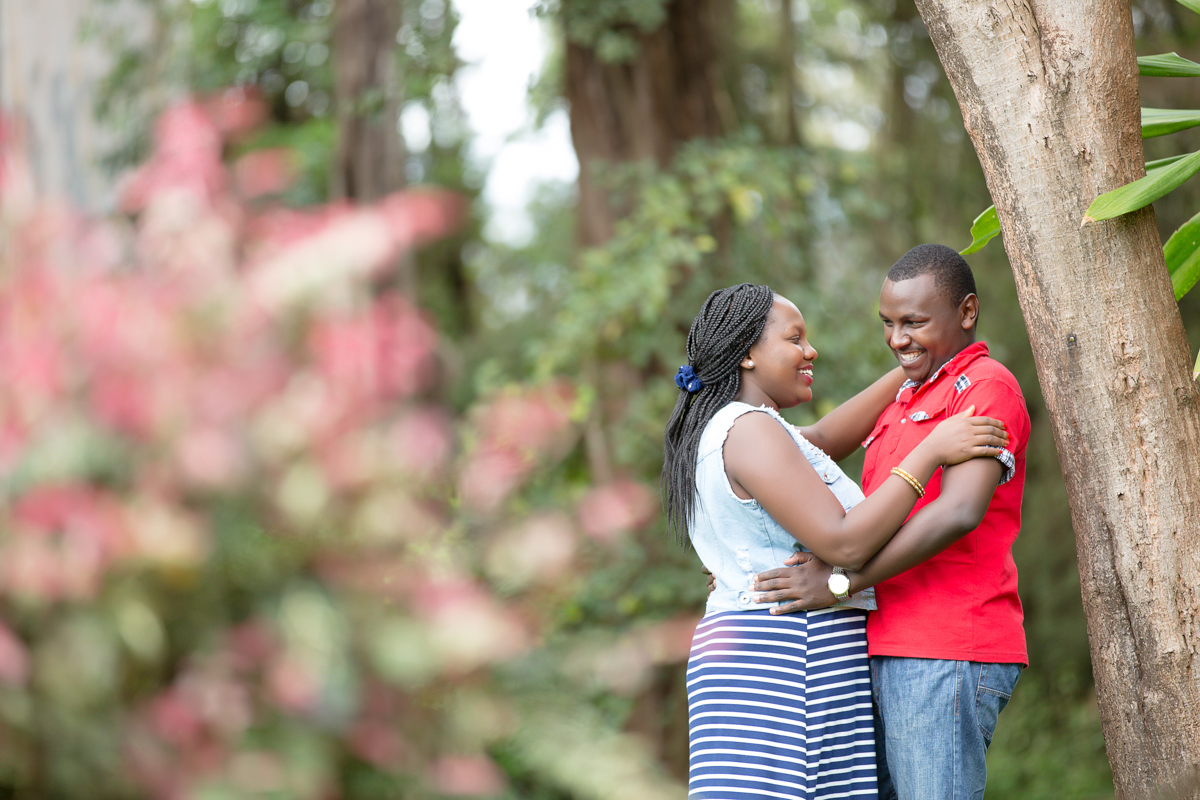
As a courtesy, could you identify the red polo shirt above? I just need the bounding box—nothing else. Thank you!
[862,342,1029,665]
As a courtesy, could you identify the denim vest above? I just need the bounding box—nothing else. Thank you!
[692,401,877,613]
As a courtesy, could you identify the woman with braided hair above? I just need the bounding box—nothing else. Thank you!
[664,284,1008,799]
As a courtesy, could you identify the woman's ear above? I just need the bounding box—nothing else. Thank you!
[741,358,755,369]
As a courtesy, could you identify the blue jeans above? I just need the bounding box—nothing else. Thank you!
[871,657,1022,800]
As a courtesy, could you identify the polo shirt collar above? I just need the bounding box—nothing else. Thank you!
[896,341,989,403]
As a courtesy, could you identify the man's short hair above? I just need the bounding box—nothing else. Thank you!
[886,243,977,308]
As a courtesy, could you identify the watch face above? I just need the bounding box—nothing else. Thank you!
[828,573,851,595]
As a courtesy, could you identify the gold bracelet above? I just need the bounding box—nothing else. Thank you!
[890,467,926,498]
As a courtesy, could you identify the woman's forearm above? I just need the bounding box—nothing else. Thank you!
[803,441,942,569]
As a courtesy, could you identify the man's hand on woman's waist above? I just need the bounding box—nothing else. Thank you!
[752,551,837,614]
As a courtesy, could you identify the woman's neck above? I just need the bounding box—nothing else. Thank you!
[734,380,778,410]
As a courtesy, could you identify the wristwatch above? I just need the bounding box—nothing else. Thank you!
[828,566,851,600]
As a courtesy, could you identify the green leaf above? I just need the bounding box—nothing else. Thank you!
[1165,210,1200,300]
[1082,149,1200,223]
[1176,0,1200,15]
[961,206,1000,255]
[1142,108,1200,138]
[1138,53,1200,77]
[1194,347,1200,381]
[1146,153,1190,172]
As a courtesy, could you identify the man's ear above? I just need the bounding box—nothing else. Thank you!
[960,293,980,331]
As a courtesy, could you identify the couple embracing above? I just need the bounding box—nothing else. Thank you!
[663,244,1028,800]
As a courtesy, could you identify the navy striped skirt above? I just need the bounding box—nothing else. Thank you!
[687,608,877,799]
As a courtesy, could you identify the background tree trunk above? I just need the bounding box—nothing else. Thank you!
[913,2,1200,797]
[331,0,413,298]
[331,0,405,203]
[565,0,735,250]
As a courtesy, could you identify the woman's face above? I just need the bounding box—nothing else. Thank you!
[739,297,818,409]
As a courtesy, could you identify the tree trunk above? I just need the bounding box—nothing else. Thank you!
[565,0,735,249]
[913,2,1200,797]
[774,0,801,146]
[331,0,413,299]
[331,0,405,203]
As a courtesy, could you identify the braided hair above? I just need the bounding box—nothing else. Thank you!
[662,283,776,542]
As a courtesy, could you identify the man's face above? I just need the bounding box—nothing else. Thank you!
[878,273,977,384]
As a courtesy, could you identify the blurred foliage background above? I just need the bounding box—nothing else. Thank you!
[2,0,1200,798]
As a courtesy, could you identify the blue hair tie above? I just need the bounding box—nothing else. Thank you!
[675,365,704,393]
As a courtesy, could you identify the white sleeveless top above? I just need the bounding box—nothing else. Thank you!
[691,401,877,613]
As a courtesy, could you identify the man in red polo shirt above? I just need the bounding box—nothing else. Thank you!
[753,244,1029,800]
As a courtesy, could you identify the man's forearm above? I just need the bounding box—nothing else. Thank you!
[848,497,972,592]
[848,458,1000,592]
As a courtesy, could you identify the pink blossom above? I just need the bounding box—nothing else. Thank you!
[315,555,418,601]
[122,499,210,568]
[485,513,578,588]
[177,669,254,736]
[475,382,576,454]
[412,576,531,669]
[148,692,205,748]
[0,539,63,601]
[459,382,579,512]
[388,406,453,479]
[120,101,227,214]
[0,416,26,473]
[241,202,351,262]
[578,480,658,542]
[458,445,530,513]
[378,296,440,398]
[201,86,269,138]
[89,371,157,438]
[244,194,463,312]
[223,620,279,674]
[429,755,506,796]
[0,621,30,685]
[0,116,37,217]
[266,656,321,714]
[245,210,397,311]
[1,486,128,601]
[377,188,467,251]
[308,295,439,415]
[643,614,704,665]
[234,148,296,200]
[347,720,409,770]
[176,426,246,489]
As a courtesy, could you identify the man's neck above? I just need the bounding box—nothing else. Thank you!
[916,339,978,386]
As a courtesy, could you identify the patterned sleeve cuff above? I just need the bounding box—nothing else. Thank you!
[995,447,1016,485]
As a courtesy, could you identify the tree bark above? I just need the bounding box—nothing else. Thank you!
[331,0,405,203]
[331,0,413,298]
[913,2,1200,797]
[564,0,735,249]
[775,0,801,146]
